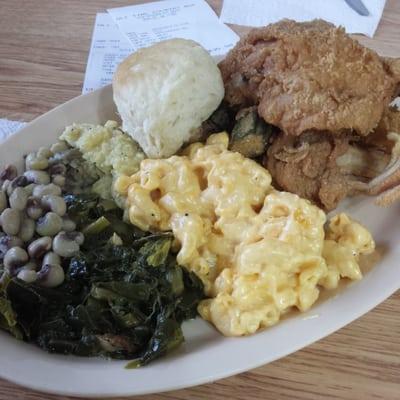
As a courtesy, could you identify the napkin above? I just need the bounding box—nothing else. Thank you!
[0,118,26,143]
[220,0,387,37]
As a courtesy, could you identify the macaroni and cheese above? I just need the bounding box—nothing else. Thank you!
[115,133,375,336]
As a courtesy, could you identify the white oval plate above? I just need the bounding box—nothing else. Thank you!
[0,85,399,398]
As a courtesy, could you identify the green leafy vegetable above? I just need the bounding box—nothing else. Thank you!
[125,315,183,368]
[0,192,205,366]
[82,216,111,235]
[0,206,204,367]
[0,275,22,339]
[64,193,146,245]
[199,102,236,138]
[139,237,171,267]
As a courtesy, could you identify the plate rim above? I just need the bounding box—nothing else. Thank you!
[0,85,399,398]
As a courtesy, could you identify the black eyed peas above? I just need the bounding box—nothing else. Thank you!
[3,246,29,274]
[33,183,62,197]
[36,212,63,237]
[25,153,49,171]
[37,263,65,288]
[41,195,66,216]
[0,235,23,260]
[61,218,76,232]
[9,187,28,210]
[66,231,84,245]
[0,191,7,213]
[42,252,61,266]
[0,165,17,183]
[52,231,82,257]
[19,216,35,242]
[36,147,53,160]
[1,180,10,193]
[26,197,44,220]
[8,176,29,196]
[50,141,68,154]
[0,142,86,288]
[23,183,36,196]
[16,260,38,283]
[48,163,67,176]
[0,208,21,236]
[17,268,38,283]
[52,175,66,187]
[23,170,50,185]
[28,236,52,259]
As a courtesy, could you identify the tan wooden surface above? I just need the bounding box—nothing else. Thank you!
[0,0,399,399]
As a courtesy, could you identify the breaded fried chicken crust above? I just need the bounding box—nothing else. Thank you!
[220,19,400,137]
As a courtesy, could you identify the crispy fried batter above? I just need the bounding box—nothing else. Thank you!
[266,108,400,211]
[383,57,400,94]
[220,19,400,137]
[221,19,400,209]
[265,132,350,210]
[365,106,400,151]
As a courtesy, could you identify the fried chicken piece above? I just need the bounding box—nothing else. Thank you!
[266,107,400,210]
[220,20,400,137]
[364,106,400,151]
[265,132,351,210]
[335,106,400,206]
[383,57,400,93]
[366,131,400,206]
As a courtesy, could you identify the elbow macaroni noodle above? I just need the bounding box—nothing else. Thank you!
[115,133,375,336]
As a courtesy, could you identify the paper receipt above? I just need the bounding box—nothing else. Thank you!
[82,13,134,94]
[107,0,239,56]
[82,1,239,94]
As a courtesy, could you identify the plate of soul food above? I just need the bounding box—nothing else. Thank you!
[0,20,399,397]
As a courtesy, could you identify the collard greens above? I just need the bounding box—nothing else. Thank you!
[0,194,204,367]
